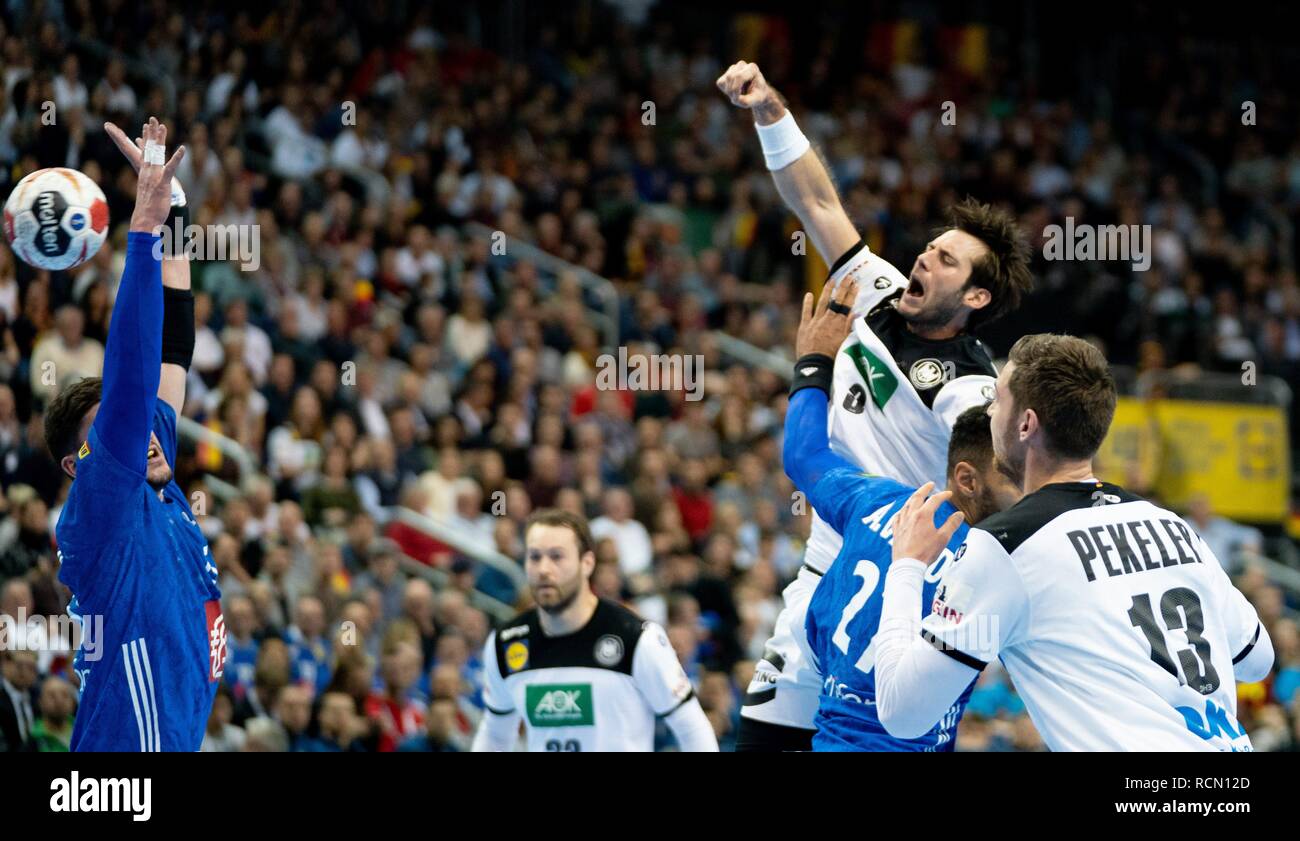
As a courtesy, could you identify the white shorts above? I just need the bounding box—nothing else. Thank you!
[740,564,826,730]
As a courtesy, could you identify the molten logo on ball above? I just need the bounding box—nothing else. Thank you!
[3,167,109,271]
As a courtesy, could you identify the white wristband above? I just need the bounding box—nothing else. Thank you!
[170,177,187,208]
[755,111,810,171]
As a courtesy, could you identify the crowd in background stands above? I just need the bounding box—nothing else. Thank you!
[0,1,1298,752]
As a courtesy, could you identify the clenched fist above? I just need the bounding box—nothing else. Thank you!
[716,61,786,125]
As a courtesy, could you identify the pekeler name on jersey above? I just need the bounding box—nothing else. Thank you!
[1067,518,1203,583]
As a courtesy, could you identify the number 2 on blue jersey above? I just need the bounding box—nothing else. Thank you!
[832,560,881,674]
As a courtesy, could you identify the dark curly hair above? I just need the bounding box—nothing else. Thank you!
[43,376,101,466]
[940,197,1034,331]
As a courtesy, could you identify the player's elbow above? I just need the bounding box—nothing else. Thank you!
[1234,625,1275,684]
[877,704,932,740]
[781,443,804,488]
[875,685,933,740]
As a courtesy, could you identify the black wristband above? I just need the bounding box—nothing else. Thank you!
[790,353,834,397]
[161,286,196,369]
[161,202,191,258]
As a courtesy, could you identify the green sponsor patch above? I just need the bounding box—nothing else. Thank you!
[525,684,594,727]
[843,343,898,410]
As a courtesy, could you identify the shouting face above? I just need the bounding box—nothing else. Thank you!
[898,229,991,331]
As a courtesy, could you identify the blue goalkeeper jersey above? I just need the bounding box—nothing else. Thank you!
[55,232,225,752]
[783,385,973,752]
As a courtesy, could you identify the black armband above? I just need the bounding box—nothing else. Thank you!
[160,202,191,258]
[790,353,834,397]
[161,286,196,369]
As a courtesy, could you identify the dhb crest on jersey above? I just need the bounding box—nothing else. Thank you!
[594,634,624,667]
[908,358,946,390]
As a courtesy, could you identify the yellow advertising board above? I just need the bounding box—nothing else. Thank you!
[1094,397,1290,523]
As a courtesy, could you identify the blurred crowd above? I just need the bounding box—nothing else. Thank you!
[1,0,1298,752]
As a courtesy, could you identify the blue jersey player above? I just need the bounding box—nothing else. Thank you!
[784,279,1022,751]
[43,118,221,751]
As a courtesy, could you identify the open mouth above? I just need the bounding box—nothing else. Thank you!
[906,276,925,299]
[148,445,160,460]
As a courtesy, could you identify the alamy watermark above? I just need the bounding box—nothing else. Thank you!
[595,347,704,402]
[1,607,101,661]
[151,217,261,270]
[1043,217,1151,271]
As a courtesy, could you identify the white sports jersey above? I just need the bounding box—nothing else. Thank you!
[480,599,696,751]
[803,241,998,573]
[923,481,1265,751]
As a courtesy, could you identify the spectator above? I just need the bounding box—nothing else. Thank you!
[23,675,74,752]
[364,639,426,752]
[0,649,38,752]
[201,685,247,752]
[590,487,654,577]
[397,697,463,752]
[274,684,316,751]
[28,306,104,404]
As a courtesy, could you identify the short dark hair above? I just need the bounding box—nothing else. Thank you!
[943,197,1033,330]
[1007,334,1117,460]
[525,508,595,557]
[946,404,995,476]
[43,376,101,463]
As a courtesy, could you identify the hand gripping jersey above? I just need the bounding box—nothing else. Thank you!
[922,482,1267,751]
[480,599,696,751]
[805,240,998,574]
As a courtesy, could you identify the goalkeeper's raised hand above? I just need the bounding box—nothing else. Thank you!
[124,117,185,234]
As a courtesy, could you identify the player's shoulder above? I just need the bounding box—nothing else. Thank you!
[974,480,1144,555]
[590,598,654,648]
[494,607,540,646]
[493,601,644,678]
[820,465,911,498]
[155,398,177,424]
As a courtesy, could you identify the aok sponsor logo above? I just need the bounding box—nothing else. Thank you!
[525,684,594,727]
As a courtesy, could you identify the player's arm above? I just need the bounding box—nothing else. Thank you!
[94,119,185,470]
[932,372,998,430]
[632,621,718,751]
[874,486,1030,738]
[717,61,859,267]
[104,122,194,415]
[784,277,905,533]
[1189,530,1275,682]
[470,632,522,752]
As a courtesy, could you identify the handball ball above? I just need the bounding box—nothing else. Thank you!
[4,167,110,271]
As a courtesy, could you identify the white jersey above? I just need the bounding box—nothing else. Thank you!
[922,481,1265,751]
[804,241,998,573]
[479,599,696,752]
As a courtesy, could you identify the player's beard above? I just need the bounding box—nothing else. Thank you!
[899,282,968,332]
[971,480,1000,523]
[994,451,1025,491]
[532,576,582,616]
[146,463,174,490]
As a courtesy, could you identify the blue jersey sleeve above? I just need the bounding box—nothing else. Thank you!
[153,398,179,473]
[806,467,912,536]
[55,422,144,597]
[783,386,857,494]
[93,231,163,475]
[784,386,909,533]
